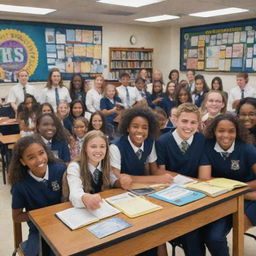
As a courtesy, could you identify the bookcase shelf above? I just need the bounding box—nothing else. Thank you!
[109,47,153,81]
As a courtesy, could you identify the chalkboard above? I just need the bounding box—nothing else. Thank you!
[180,18,256,72]
[0,19,102,82]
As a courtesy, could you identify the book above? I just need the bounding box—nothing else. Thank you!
[186,178,247,197]
[55,200,120,230]
[148,185,206,206]
[106,192,162,218]
[129,188,156,196]
[87,216,131,238]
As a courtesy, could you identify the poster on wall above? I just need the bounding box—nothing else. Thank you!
[0,20,102,82]
[180,18,256,72]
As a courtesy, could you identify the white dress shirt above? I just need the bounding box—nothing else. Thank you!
[172,129,194,150]
[7,83,38,105]
[67,161,117,208]
[227,85,256,111]
[109,136,157,170]
[116,85,142,109]
[28,165,49,181]
[40,86,71,111]
[85,88,103,113]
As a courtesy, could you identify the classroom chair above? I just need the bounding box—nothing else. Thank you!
[12,221,24,256]
[169,240,184,256]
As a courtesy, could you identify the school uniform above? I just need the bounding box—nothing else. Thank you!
[200,139,256,256]
[63,116,74,134]
[162,96,176,115]
[135,88,154,109]
[110,135,156,175]
[11,162,66,256]
[41,137,70,163]
[100,96,122,125]
[150,93,167,111]
[85,88,102,113]
[192,91,205,107]
[156,130,206,256]
[67,161,117,208]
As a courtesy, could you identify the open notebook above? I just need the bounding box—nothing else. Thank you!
[56,199,120,230]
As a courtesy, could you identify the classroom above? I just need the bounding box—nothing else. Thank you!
[1,0,256,255]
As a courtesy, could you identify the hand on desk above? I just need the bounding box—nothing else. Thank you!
[82,193,102,210]
[157,173,174,185]
[119,174,133,190]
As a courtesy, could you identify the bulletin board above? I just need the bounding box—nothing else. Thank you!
[180,18,256,72]
[0,19,102,82]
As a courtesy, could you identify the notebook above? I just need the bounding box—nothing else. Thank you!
[106,192,162,218]
[148,185,206,206]
[186,178,247,197]
[55,199,120,230]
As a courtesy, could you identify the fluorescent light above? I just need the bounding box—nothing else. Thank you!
[0,4,56,15]
[189,7,248,17]
[97,0,165,8]
[135,15,179,22]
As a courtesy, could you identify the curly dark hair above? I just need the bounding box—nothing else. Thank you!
[204,113,251,144]
[36,113,68,142]
[236,97,256,115]
[88,111,107,134]
[8,135,61,185]
[117,106,159,139]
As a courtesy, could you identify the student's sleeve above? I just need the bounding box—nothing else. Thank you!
[85,90,95,112]
[11,185,26,210]
[109,171,118,187]
[199,150,211,166]
[134,88,142,101]
[39,88,47,104]
[246,144,256,167]
[155,137,166,166]
[7,87,16,103]
[67,162,86,208]
[147,142,157,163]
[61,141,71,162]
[109,144,121,170]
[100,98,107,110]
[227,89,235,111]
[64,87,72,103]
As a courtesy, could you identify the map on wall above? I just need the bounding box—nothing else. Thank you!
[180,18,256,72]
[0,19,102,82]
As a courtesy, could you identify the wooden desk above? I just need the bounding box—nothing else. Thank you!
[0,118,18,126]
[0,133,21,184]
[29,188,248,256]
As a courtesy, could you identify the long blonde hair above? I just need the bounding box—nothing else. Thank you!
[78,130,111,193]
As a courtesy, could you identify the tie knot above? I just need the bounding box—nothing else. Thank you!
[136,149,143,160]
[180,140,189,154]
[221,152,230,159]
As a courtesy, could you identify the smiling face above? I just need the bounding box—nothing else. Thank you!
[236,77,247,89]
[57,102,69,118]
[106,86,116,99]
[51,71,61,86]
[195,79,204,92]
[42,105,53,114]
[167,82,176,95]
[153,81,162,94]
[73,75,82,90]
[73,119,88,138]
[135,80,146,91]
[215,120,236,150]
[94,76,104,89]
[72,102,83,117]
[205,92,224,116]
[127,116,149,147]
[37,116,56,140]
[212,79,221,90]
[18,71,29,86]
[238,103,256,129]
[20,143,48,178]
[176,112,199,140]
[92,114,103,130]
[24,97,33,111]
[178,89,189,104]
[186,71,195,83]
[171,71,178,81]
[85,137,106,167]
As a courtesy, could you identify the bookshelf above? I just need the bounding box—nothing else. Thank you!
[109,47,153,82]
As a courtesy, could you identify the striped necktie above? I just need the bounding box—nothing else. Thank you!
[241,89,244,99]
[55,87,60,106]
[180,141,189,154]
[93,169,102,184]
[136,149,143,160]
[125,87,130,107]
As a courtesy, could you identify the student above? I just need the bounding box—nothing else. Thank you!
[151,80,166,111]
[38,103,54,115]
[7,69,38,113]
[63,99,85,134]
[167,106,178,128]
[134,78,153,108]
[17,94,40,137]
[228,72,256,111]
[86,74,104,113]
[88,111,107,134]
[70,117,89,160]
[211,76,228,100]
[163,80,177,115]
[110,106,173,186]
[200,90,227,131]
[56,101,70,124]
[146,69,165,94]
[36,113,70,164]
[40,68,71,112]
[236,97,256,144]
[168,69,179,84]
[100,84,122,127]
[9,135,66,256]
[174,85,192,106]
[192,74,209,107]
[116,72,142,109]
[67,130,127,209]
[137,68,150,85]
[199,114,256,256]
[154,107,173,136]
[69,74,86,103]
[156,103,206,256]
[186,69,196,93]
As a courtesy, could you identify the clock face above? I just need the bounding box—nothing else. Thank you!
[130,35,136,45]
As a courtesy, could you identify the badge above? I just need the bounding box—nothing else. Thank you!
[51,181,60,191]
[230,160,240,171]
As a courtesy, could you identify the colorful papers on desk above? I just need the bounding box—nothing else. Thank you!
[149,185,206,206]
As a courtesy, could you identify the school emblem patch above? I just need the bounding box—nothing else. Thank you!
[230,160,240,171]
[51,181,60,191]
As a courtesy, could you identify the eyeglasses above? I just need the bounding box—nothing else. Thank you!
[238,113,256,118]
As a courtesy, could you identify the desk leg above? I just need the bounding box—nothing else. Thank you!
[39,234,48,256]
[1,147,7,184]
[232,195,244,256]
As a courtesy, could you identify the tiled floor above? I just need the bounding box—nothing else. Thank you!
[1,170,255,256]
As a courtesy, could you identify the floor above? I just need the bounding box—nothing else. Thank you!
[1,170,256,256]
